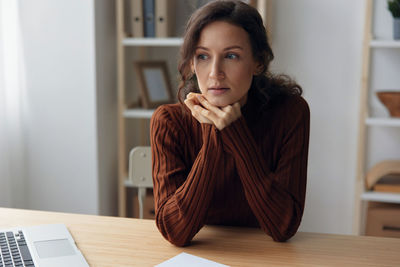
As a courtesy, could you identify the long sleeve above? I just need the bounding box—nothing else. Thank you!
[220,96,310,242]
[150,105,224,246]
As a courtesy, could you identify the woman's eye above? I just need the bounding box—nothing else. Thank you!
[226,53,239,59]
[197,54,208,60]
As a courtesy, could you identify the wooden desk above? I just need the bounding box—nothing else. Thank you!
[1,208,399,266]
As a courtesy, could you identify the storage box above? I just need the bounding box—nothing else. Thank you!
[132,190,155,219]
[365,203,400,238]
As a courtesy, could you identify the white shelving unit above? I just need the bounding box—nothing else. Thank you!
[366,117,400,127]
[369,39,400,48]
[361,191,400,204]
[354,0,400,235]
[122,37,183,47]
[116,0,184,217]
[123,109,155,119]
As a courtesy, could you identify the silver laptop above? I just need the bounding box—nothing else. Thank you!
[0,224,89,267]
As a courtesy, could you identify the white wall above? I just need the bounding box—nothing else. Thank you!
[18,0,117,215]
[270,0,365,234]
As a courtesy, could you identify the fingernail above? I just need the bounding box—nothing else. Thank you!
[197,95,202,100]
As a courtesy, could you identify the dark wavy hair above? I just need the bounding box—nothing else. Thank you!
[177,0,302,105]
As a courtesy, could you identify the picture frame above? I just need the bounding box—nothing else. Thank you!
[134,61,174,109]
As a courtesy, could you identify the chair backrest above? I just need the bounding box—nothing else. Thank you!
[128,146,153,188]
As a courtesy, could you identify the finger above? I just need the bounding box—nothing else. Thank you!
[186,92,202,100]
[191,105,213,124]
[196,95,226,117]
[222,102,241,116]
[185,98,213,124]
[185,99,203,118]
[194,106,214,124]
[186,94,201,108]
[184,97,197,110]
[196,104,224,126]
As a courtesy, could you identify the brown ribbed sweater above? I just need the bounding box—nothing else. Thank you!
[150,91,310,247]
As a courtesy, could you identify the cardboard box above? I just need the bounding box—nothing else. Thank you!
[365,203,400,238]
[132,190,155,219]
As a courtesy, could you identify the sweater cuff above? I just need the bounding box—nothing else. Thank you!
[201,123,219,144]
[220,116,253,154]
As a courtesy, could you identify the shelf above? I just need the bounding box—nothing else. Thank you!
[123,108,155,119]
[370,40,400,48]
[122,37,183,47]
[365,117,400,127]
[361,191,400,204]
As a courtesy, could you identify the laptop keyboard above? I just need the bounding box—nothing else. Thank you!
[0,230,35,267]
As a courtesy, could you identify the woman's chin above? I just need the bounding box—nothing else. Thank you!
[206,98,232,107]
[203,92,248,108]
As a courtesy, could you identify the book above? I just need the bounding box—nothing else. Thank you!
[143,0,155,37]
[130,0,144,37]
[155,0,176,37]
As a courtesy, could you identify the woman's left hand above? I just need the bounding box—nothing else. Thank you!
[185,93,242,131]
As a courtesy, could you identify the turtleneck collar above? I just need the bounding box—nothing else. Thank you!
[241,86,266,126]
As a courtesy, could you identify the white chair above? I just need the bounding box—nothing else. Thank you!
[127,146,153,219]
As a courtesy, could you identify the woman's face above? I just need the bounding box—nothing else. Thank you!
[192,21,260,107]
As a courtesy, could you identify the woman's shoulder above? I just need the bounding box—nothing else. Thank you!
[151,102,194,129]
[151,103,200,147]
[258,93,309,127]
[282,94,309,114]
[276,94,310,125]
[152,103,187,121]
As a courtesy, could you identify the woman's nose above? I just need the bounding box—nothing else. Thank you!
[209,59,225,79]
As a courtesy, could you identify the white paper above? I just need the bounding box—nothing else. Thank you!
[155,252,229,267]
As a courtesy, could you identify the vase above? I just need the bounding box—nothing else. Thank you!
[394,18,400,40]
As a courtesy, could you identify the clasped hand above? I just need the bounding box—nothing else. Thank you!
[184,93,241,130]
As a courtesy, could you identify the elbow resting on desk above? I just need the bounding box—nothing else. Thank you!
[263,203,303,242]
[155,212,194,247]
[155,204,303,246]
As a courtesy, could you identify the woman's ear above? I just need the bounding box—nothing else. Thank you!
[253,62,263,75]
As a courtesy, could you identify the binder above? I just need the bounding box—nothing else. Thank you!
[155,0,176,37]
[143,0,155,37]
[130,0,144,37]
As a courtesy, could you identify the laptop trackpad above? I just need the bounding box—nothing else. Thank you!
[34,239,76,258]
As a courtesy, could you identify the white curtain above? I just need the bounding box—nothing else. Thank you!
[0,0,27,208]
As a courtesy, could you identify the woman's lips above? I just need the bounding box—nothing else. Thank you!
[208,87,229,95]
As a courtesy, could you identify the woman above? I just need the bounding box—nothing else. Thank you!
[150,0,309,247]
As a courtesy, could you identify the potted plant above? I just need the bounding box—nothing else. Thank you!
[388,0,400,39]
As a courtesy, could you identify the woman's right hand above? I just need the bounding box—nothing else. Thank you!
[184,92,214,125]
[184,92,241,130]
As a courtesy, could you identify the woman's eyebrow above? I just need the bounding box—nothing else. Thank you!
[195,46,209,51]
[195,45,244,51]
[223,45,243,51]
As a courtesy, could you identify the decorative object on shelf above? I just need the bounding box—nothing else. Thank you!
[376,91,400,117]
[134,61,174,109]
[388,0,400,39]
[365,160,400,189]
[374,175,400,193]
